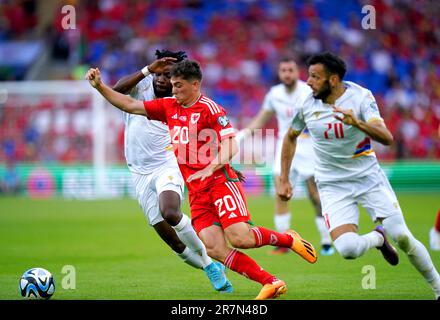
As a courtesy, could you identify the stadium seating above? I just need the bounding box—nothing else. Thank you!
[1,0,439,162]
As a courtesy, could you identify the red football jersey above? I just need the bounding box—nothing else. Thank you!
[143,94,238,193]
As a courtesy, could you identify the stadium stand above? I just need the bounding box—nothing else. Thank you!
[1,0,439,164]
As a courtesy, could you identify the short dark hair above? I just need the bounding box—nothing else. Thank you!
[279,57,297,64]
[155,49,187,62]
[170,60,203,81]
[307,52,347,80]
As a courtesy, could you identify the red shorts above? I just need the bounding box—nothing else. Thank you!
[189,181,252,234]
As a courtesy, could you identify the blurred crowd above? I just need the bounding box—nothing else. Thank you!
[0,96,93,163]
[1,0,440,163]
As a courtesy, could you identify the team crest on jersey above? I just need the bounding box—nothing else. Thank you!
[313,112,321,119]
[191,113,200,124]
[269,234,278,245]
[217,115,229,127]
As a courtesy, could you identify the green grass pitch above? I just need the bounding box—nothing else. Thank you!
[1,193,439,300]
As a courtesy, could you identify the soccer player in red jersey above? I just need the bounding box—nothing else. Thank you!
[86,60,317,300]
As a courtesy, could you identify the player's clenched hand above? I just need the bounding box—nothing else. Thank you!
[85,68,102,88]
[148,57,177,74]
[333,106,359,127]
[187,165,215,183]
[277,179,293,201]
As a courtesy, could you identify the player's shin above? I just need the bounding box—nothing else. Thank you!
[383,215,440,298]
[224,249,276,285]
[177,247,204,269]
[251,226,293,248]
[172,214,212,268]
[333,231,382,259]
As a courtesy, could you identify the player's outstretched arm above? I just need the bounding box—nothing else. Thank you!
[333,106,393,145]
[86,68,147,116]
[112,71,146,94]
[277,128,299,201]
[112,57,177,94]
[187,137,238,183]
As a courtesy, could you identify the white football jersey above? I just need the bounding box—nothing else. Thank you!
[124,75,177,174]
[262,80,314,164]
[262,80,312,139]
[291,81,383,182]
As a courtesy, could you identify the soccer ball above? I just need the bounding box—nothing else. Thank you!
[19,268,55,299]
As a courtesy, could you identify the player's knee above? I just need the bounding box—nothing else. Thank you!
[161,207,181,226]
[334,233,360,259]
[228,234,253,249]
[382,215,413,253]
[392,232,412,252]
[338,245,359,259]
[398,235,411,252]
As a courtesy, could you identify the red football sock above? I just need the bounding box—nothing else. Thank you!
[224,249,276,285]
[251,226,293,248]
[435,209,440,232]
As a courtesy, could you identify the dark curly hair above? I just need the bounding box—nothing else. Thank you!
[307,52,347,80]
[155,49,187,62]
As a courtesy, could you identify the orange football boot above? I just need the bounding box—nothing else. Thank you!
[286,230,317,263]
[255,280,287,300]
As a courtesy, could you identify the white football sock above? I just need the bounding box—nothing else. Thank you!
[315,216,332,245]
[333,231,383,259]
[383,215,440,298]
[274,212,291,233]
[172,214,212,268]
[177,247,204,269]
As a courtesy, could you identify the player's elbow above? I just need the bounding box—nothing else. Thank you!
[285,129,298,144]
[381,132,393,146]
[112,83,126,94]
[112,80,130,94]
[283,133,297,151]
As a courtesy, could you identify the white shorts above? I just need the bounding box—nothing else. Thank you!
[131,166,184,226]
[316,168,403,232]
[273,136,315,181]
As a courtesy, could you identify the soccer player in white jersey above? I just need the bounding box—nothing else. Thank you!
[277,52,440,299]
[238,58,334,256]
[111,49,232,293]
